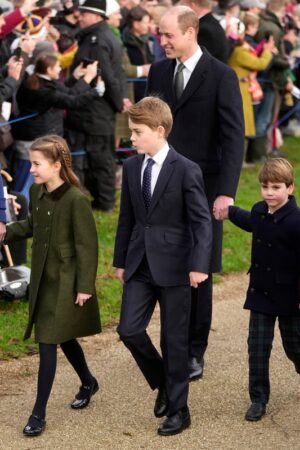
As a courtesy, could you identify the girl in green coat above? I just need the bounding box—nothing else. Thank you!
[4,135,101,437]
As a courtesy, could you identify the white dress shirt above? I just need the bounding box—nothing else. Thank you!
[174,46,203,89]
[141,143,170,195]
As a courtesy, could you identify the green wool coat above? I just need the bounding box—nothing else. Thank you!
[5,183,101,344]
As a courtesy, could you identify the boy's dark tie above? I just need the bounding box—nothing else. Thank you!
[174,62,185,100]
[142,158,155,210]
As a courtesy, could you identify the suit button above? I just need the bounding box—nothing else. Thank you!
[261,215,265,219]
[256,239,261,243]
[267,267,271,272]
[273,219,277,224]
[145,224,151,229]
[268,243,272,248]
[264,291,268,296]
[254,263,259,268]
[250,287,255,293]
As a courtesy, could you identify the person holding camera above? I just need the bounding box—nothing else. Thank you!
[65,0,126,212]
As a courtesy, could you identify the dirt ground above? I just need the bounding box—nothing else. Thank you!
[1,273,300,450]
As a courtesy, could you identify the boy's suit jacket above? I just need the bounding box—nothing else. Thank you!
[113,147,212,286]
[146,48,244,271]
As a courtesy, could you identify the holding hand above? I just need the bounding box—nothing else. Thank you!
[84,61,98,84]
[189,271,208,288]
[75,292,92,306]
[213,195,233,220]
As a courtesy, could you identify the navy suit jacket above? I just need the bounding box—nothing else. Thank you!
[146,48,244,271]
[113,147,212,286]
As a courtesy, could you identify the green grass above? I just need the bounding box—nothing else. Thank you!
[1,136,300,358]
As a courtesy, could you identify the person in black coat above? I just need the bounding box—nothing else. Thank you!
[181,0,230,63]
[225,158,300,422]
[146,5,244,381]
[65,0,126,212]
[13,53,101,144]
[114,96,212,436]
[228,158,300,421]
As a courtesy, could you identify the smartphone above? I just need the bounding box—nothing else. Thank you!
[82,57,95,68]
[15,47,22,61]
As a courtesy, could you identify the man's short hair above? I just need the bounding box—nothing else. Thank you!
[128,96,173,138]
[176,7,199,34]
[258,158,294,186]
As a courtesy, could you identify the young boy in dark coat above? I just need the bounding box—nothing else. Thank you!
[113,96,212,436]
[222,158,300,422]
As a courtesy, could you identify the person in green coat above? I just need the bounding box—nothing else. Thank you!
[3,135,101,437]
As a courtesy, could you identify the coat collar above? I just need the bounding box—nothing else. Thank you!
[38,182,71,200]
[253,195,298,221]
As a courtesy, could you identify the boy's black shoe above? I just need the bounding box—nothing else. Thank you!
[188,357,204,381]
[154,386,168,418]
[71,377,99,409]
[158,407,191,436]
[245,402,266,421]
[23,415,46,437]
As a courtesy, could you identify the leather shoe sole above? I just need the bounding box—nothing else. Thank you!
[71,378,99,409]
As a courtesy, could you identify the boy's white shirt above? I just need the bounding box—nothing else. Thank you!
[141,142,169,195]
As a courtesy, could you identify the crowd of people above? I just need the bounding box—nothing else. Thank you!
[1,0,300,441]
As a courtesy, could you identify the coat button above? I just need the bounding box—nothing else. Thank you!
[264,291,268,296]
[47,211,51,215]
[254,263,259,268]
[250,287,255,293]
[44,244,48,248]
[273,219,277,224]
[268,243,272,248]
[261,215,265,219]
[36,207,39,211]
[256,239,261,243]
[145,224,151,229]
[267,267,271,271]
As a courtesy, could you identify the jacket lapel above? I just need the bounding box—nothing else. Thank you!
[174,48,210,113]
[147,147,177,216]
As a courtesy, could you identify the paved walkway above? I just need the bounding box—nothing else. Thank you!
[1,273,300,450]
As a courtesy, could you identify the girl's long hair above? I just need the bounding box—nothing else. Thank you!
[30,135,80,188]
[25,53,58,90]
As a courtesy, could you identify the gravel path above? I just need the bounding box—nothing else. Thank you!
[1,273,300,450]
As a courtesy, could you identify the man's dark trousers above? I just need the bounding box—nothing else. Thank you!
[117,257,191,415]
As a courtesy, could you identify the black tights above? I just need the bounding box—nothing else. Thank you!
[31,339,93,420]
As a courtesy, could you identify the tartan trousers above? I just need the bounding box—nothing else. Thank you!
[248,311,300,404]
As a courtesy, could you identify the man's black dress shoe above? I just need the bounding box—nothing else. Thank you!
[188,357,204,381]
[245,402,266,421]
[23,415,46,437]
[158,407,191,436]
[154,386,168,418]
[71,377,99,409]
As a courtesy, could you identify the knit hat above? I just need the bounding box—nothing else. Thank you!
[79,0,108,18]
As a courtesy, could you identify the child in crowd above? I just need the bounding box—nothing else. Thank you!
[222,158,300,421]
[113,96,212,436]
[3,135,101,437]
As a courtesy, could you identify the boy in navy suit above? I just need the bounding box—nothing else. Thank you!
[221,158,300,422]
[113,96,212,436]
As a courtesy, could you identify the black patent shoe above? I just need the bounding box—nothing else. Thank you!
[158,407,191,436]
[71,377,99,409]
[23,415,46,437]
[245,402,266,421]
[154,386,168,418]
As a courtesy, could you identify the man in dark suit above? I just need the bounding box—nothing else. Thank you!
[181,0,230,63]
[146,5,244,381]
[113,96,212,435]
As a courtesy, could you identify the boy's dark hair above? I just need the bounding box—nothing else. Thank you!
[128,96,173,138]
[258,158,294,186]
